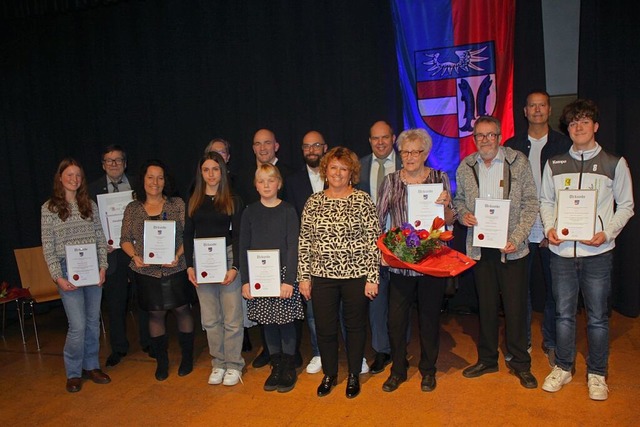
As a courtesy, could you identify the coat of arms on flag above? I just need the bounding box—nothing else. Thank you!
[415,41,496,139]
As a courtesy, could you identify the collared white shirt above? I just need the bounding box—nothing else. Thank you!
[370,150,397,204]
[107,175,131,193]
[477,148,505,199]
[307,165,324,193]
[527,133,548,243]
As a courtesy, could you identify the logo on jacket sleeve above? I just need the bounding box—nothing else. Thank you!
[415,41,496,139]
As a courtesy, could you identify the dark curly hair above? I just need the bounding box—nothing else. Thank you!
[133,159,175,202]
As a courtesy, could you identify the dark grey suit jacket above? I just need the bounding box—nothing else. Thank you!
[358,152,403,198]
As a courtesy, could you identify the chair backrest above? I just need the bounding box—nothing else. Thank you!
[14,246,61,304]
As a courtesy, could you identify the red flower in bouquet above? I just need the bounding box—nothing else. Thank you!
[381,217,452,264]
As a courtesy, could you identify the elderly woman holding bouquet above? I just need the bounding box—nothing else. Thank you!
[298,146,380,399]
[377,128,456,393]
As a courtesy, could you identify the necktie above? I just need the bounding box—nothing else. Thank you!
[376,158,386,190]
[111,181,121,192]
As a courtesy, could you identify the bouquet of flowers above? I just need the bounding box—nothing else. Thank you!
[0,281,31,302]
[382,217,453,263]
[377,217,475,277]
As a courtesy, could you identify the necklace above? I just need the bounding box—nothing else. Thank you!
[400,168,430,185]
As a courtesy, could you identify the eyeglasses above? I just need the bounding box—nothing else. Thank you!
[473,132,500,142]
[103,158,125,166]
[399,150,425,158]
[301,142,325,151]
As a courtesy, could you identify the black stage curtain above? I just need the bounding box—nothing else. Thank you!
[578,0,640,317]
[0,0,401,284]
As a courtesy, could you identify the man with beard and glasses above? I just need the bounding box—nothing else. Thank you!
[286,130,328,375]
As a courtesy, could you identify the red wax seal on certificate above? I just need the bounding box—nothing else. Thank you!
[72,274,79,281]
[201,271,207,278]
[254,283,261,290]
[108,239,114,245]
[477,234,485,240]
[561,228,569,236]
[149,252,155,258]
[414,220,421,227]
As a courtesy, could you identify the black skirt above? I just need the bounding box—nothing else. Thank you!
[135,270,194,311]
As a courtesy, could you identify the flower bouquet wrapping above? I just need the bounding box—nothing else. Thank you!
[0,281,31,302]
[376,217,476,277]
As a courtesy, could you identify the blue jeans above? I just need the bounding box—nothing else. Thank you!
[550,251,612,376]
[195,248,245,371]
[58,284,103,378]
[527,242,556,350]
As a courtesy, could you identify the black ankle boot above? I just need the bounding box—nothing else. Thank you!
[263,353,282,392]
[277,353,297,393]
[150,335,169,381]
[178,332,194,377]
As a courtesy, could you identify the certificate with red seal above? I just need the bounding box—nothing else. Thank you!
[65,243,100,287]
[407,183,445,231]
[247,249,281,297]
[556,189,597,241]
[193,237,227,284]
[143,220,176,264]
[472,198,510,249]
[97,190,133,248]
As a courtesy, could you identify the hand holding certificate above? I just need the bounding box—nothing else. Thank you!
[65,243,100,287]
[407,183,445,230]
[193,237,227,283]
[143,220,176,264]
[247,249,281,297]
[555,189,597,241]
[472,198,511,249]
[96,190,133,248]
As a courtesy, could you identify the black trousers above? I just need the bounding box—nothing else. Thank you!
[103,249,132,353]
[388,272,445,378]
[474,249,530,372]
[311,276,368,377]
[103,249,150,353]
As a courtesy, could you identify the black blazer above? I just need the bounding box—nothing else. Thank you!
[358,152,403,198]
[285,166,317,218]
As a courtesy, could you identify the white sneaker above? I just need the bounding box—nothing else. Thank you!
[542,365,572,392]
[208,368,226,385]
[222,369,243,386]
[306,356,322,374]
[587,373,609,401]
[360,357,369,375]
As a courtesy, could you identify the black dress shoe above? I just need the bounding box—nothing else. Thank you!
[382,374,405,392]
[462,363,498,378]
[66,377,82,393]
[317,375,337,397]
[252,349,270,368]
[369,352,391,374]
[82,369,112,384]
[421,374,437,392]
[345,373,360,398]
[105,351,126,367]
[514,370,538,389]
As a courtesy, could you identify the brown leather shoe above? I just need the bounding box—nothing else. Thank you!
[82,369,112,384]
[66,377,82,393]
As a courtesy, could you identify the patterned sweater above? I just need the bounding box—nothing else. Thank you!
[41,200,108,281]
[297,189,380,284]
[120,197,187,278]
